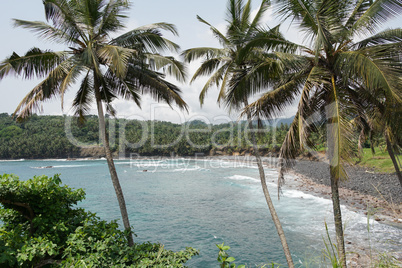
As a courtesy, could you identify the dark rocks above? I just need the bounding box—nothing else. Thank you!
[292,160,401,204]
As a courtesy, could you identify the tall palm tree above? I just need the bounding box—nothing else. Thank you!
[0,0,187,246]
[243,0,402,266]
[183,0,295,266]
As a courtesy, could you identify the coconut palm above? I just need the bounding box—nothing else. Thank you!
[353,93,402,187]
[243,0,402,266]
[183,0,296,266]
[0,0,187,246]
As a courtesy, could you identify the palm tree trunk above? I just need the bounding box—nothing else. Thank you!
[95,84,134,247]
[327,78,347,267]
[357,130,364,162]
[329,169,347,267]
[369,131,375,156]
[244,100,294,268]
[385,131,402,188]
[327,126,347,267]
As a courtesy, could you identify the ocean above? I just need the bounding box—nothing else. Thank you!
[1,157,401,267]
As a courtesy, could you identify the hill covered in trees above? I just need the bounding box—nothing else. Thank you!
[0,113,294,159]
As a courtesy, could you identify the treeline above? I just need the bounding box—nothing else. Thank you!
[0,113,294,159]
[0,113,386,160]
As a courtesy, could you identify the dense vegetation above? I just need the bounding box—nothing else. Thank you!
[0,113,292,159]
[0,173,198,267]
[0,113,397,173]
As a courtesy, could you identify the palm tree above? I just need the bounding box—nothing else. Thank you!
[183,0,295,266]
[353,94,402,188]
[0,0,187,246]
[243,0,402,266]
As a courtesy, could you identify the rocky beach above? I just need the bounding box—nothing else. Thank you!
[261,157,402,267]
[289,159,401,223]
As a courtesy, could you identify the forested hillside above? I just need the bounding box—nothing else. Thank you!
[0,113,294,159]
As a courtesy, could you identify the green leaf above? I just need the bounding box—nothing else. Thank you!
[226,256,235,262]
[222,246,230,251]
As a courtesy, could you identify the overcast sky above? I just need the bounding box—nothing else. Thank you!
[0,1,400,124]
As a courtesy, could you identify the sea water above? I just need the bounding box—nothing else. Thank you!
[0,158,401,267]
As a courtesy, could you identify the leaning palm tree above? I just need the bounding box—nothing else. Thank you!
[243,0,402,266]
[0,0,187,246]
[353,93,402,188]
[183,0,296,266]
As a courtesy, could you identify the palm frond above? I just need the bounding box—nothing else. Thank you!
[326,77,357,182]
[247,0,270,35]
[59,63,85,110]
[239,33,302,60]
[240,0,252,32]
[13,19,85,47]
[191,57,229,84]
[97,45,133,78]
[182,47,226,63]
[134,22,179,36]
[13,58,80,119]
[217,66,233,106]
[241,58,323,120]
[277,112,301,195]
[197,15,230,46]
[345,0,372,31]
[336,49,402,102]
[43,0,88,43]
[225,57,283,109]
[96,0,129,37]
[72,70,94,122]
[227,0,244,28]
[124,63,188,111]
[104,69,142,107]
[198,63,231,106]
[274,0,318,36]
[351,0,402,35]
[111,27,180,53]
[354,28,402,48]
[242,78,301,120]
[145,54,187,83]
[0,48,67,79]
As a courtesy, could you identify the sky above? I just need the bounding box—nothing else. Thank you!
[0,0,400,124]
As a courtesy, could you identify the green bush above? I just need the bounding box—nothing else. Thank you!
[0,174,198,267]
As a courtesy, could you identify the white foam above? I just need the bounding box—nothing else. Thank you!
[173,166,204,172]
[283,189,332,205]
[227,175,259,183]
[0,159,25,162]
[32,164,96,169]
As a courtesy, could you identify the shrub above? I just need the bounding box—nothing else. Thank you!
[0,174,198,267]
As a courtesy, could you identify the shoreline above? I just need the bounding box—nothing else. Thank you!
[1,155,401,265]
[285,171,402,266]
[261,157,402,266]
[2,155,401,211]
[203,155,402,265]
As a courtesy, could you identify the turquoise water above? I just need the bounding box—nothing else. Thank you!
[1,158,401,267]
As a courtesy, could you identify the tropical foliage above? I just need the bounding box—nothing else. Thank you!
[0,173,198,267]
[0,113,291,159]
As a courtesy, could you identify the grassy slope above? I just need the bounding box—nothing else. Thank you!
[356,148,400,174]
